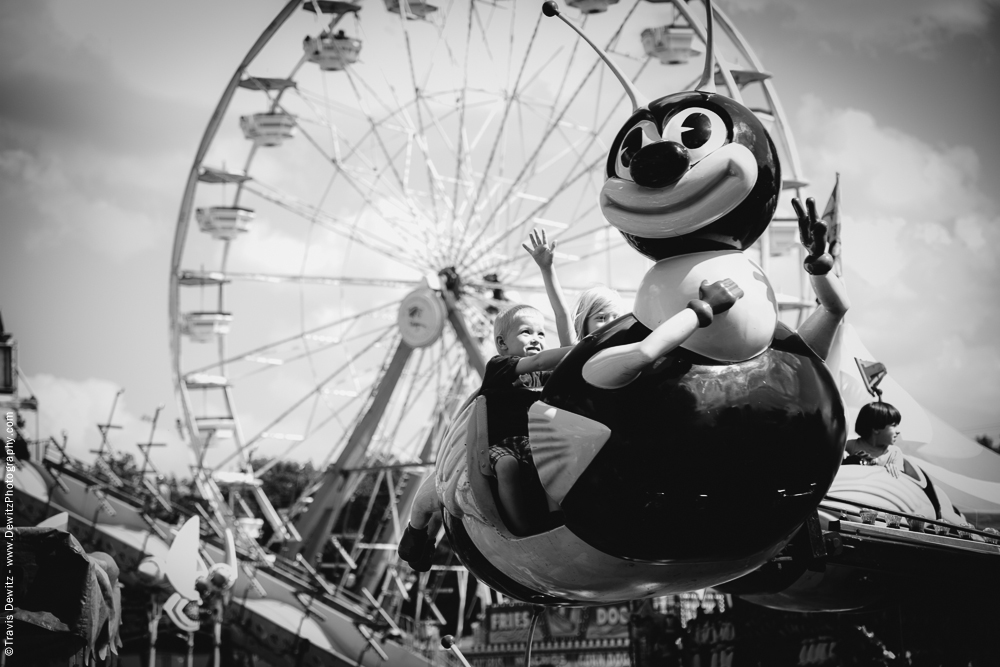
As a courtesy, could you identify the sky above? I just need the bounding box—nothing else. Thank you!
[2,0,999,477]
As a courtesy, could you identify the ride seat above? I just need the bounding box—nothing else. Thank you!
[465,396,516,538]
[465,396,563,538]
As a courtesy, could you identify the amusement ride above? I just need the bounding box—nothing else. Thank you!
[8,1,1000,666]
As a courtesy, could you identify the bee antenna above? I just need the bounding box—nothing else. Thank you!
[695,0,717,94]
[542,2,648,112]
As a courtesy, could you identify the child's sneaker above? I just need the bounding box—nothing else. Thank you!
[398,524,435,572]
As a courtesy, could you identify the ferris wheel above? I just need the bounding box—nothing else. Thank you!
[168,0,811,558]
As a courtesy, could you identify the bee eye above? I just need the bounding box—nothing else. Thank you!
[662,107,728,164]
[620,130,641,168]
[615,120,659,180]
[680,113,712,149]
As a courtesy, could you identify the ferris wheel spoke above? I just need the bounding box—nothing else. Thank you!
[231,320,397,383]
[184,271,424,290]
[254,383,369,478]
[466,104,502,158]
[373,348,438,459]
[535,123,596,177]
[550,21,584,112]
[242,180,427,269]
[335,66,420,201]
[458,57,602,258]
[308,328,416,474]
[458,9,544,242]
[342,194,437,272]
[459,154,604,276]
[183,300,399,376]
[468,0,499,62]
[447,2,477,232]
[253,391,325,475]
[570,239,631,265]
[419,5,460,75]
[492,242,597,286]
[271,115,436,266]
[339,137,442,254]
[459,55,648,277]
[458,0,645,262]
[569,171,604,228]
[349,76,456,252]
[426,340,475,439]
[296,86,399,127]
[228,324,399,462]
[393,11,452,226]
[271,108,430,253]
[523,53,648,172]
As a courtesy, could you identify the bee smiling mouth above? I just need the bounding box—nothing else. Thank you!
[600,143,758,239]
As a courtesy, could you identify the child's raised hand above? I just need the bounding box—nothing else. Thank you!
[522,228,557,270]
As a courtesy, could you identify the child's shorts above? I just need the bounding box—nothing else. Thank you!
[488,435,532,471]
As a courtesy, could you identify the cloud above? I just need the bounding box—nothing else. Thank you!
[0,1,203,156]
[0,1,205,260]
[0,143,179,258]
[727,0,1000,55]
[791,96,1000,429]
[23,374,190,477]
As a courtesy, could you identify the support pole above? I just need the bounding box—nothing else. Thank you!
[358,370,469,593]
[454,568,469,641]
[441,635,473,667]
[212,598,223,667]
[148,601,163,667]
[441,288,486,379]
[290,339,414,562]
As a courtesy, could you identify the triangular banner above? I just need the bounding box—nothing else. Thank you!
[854,357,887,398]
[821,172,842,277]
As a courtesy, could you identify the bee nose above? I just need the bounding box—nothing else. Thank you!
[629,141,690,188]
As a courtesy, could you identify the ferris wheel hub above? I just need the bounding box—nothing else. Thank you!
[398,287,447,348]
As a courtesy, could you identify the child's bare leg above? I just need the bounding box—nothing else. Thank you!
[398,476,441,571]
[408,475,442,530]
[495,456,534,536]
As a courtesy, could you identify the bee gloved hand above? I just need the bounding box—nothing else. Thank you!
[793,197,835,276]
[687,279,744,328]
[700,278,744,314]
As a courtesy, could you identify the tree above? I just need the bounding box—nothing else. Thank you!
[92,451,142,489]
[250,458,315,509]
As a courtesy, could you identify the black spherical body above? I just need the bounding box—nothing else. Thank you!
[542,315,846,564]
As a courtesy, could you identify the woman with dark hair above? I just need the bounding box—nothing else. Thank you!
[843,401,904,478]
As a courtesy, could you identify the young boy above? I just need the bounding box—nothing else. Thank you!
[398,304,573,570]
[479,304,574,535]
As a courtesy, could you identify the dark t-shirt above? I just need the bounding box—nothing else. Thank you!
[479,355,550,447]
[478,355,554,527]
